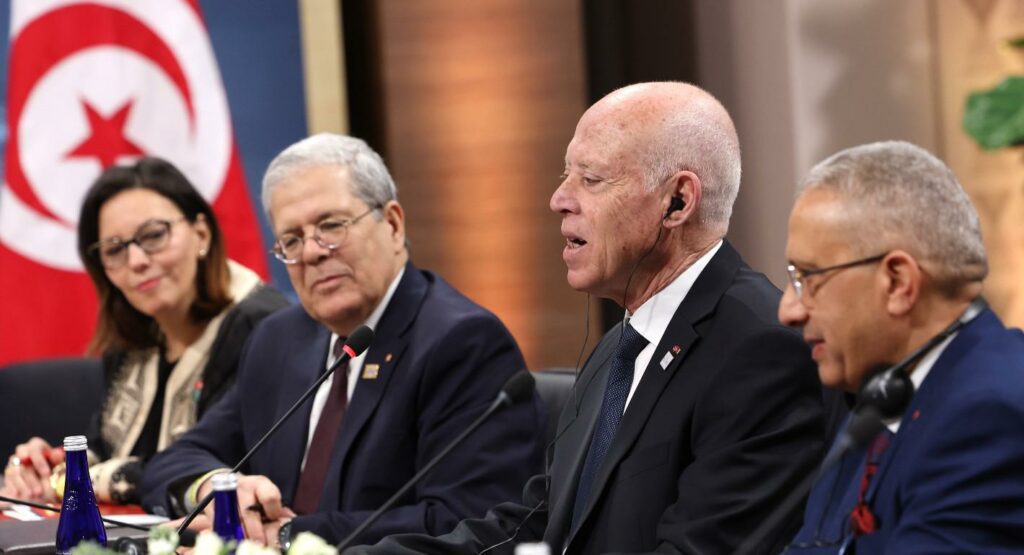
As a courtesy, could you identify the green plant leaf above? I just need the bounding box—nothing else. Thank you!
[964,76,1024,150]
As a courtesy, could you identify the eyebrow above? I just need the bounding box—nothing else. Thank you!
[99,218,168,242]
[277,210,356,235]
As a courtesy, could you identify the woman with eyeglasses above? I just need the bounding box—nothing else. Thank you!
[1,157,289,506]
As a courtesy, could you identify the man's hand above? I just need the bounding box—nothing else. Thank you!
[3,437,63,501]
[197,473,292,545]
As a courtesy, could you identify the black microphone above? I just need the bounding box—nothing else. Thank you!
[175,326,375,535]
[0,493,198,549]
[335,370,536,551]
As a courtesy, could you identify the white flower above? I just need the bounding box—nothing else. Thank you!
[147,527,180,555]
[236,539,279,555]
[287,532,337,555]
[147,538,178,555]
[193,531,228,555]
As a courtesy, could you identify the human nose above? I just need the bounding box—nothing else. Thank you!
[300,233,334,264]
[125,242,150,270]
[550,176,578,215]
[778,283,809,328]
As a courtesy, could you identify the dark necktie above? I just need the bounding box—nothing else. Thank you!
[292,339,350,514]
[849,429,893,535]
[571,323,648,532]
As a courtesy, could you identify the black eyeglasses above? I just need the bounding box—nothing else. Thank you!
[786,253,887,300]
[271,205,381,265]
[89,218,187,270]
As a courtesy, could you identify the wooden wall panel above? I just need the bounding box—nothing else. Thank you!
[374,0,599,370]
[935,0,1024,326]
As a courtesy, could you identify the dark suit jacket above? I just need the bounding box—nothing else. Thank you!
[788,309,1024,554]
[353,242,826,555]
[140,263,545,545]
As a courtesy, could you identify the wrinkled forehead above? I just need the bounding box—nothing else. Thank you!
[566,108,646,168]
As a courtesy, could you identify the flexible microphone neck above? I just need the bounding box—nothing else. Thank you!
[175,326,375,535]
[335,370,535,552]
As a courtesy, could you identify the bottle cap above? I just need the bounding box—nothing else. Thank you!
[211,472,238,491]
[63,435,87,451]
[514,542,551,555]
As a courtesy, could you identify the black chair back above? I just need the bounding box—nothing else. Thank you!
[533,368,576,446]
[0,357,104,456]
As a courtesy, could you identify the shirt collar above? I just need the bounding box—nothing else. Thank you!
[627,240,723,346]
[884,331,957,433]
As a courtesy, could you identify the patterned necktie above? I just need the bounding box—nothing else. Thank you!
[571,323,649,532]
[849,429,893,535]
[292,338,349,514]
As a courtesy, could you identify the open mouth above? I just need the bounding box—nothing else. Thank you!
[565,236,587,249]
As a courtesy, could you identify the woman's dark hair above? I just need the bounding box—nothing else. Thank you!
[77,157,232,353]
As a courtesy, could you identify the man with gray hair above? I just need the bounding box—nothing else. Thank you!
[781,141,1024,553]
[349,82,828,554]
[141,133,544,547]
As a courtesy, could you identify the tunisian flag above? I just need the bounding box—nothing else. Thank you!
[0,0,268,365]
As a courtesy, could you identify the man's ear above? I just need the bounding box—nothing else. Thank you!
[663,170,701,227]
[881,249,922,316]
[382,201,406,251]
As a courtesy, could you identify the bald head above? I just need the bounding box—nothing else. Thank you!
[578,82,742,231]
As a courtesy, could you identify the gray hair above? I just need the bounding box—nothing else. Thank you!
[800,140,988,288]
[623,83,742,228]
[261,133,398,218]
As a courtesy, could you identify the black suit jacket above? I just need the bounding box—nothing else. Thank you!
[140,263,545,545]
[352,242,826,554]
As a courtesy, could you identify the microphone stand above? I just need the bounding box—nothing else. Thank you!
[335,370,534,552]
[176,327,375,535]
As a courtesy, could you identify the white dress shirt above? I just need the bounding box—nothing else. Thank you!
[623,241,723,411]
[300,266,405,469]
[884,332,957,434]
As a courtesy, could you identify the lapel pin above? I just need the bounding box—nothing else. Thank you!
[912,409,921,421]
[362,363,380,379]
[659,352,674,370]
[384,353,393,363]
[671,345,682,355]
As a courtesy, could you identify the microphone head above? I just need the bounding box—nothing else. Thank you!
[345,325,375,356]
[178,529,198,548]
[846,405,886,449]
[501,370,536,405]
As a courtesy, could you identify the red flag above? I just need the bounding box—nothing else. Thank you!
[0,0,267,365]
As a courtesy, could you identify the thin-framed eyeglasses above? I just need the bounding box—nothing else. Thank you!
[786,253,887,300]
[271,205,381,265]
[88,217,188,270]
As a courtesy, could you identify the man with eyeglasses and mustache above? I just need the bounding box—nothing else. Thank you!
[781,141,1024,553]
[140,134,544,548]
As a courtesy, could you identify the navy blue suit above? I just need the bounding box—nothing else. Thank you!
[140,264,545,545]
[788,309,1024,554]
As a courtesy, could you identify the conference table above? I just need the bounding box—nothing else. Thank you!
[0,501,157,554]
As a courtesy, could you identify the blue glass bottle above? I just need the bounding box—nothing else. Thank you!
[55,435,107,554]
[211,473,245,544]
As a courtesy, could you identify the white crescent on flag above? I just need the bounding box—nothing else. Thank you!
[0,0,267,364]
